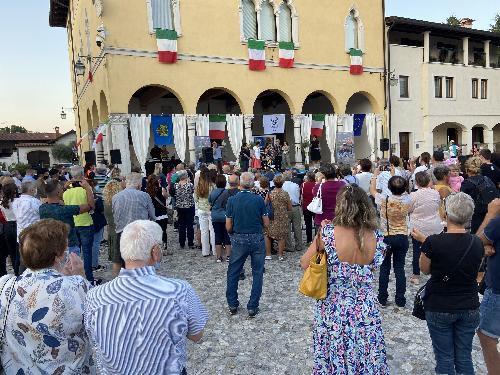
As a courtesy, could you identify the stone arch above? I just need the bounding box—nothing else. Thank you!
[344,6,365,52]
[345,92,373,161]
[493,123,500,152]
[432,122,466,153]
[99,91,109,122]
[346,91,379,114]
[472,124,486,145]
[196,87,244,115]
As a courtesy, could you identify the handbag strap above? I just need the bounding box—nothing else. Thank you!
[316,182,323,200]
[0,276,16,346]
[210,189,225,210]
[154,196,168,210]
[442,236,476,282]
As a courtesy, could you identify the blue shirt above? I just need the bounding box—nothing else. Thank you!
[84,266,209,374]
[226,190,267,234]
[484,216,500,294]
[213,146,223,160]
[39,203,81,247]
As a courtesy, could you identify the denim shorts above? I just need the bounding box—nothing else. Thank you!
[479,288,500,339]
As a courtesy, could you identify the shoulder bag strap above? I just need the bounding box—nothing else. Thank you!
[210,190,226,209]
[317,183,322,200]
[442,236,476,282]
[154,196,168,209]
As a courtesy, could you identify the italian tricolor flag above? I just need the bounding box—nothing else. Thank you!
[349,48,363,75]
[209,115,226,139]
[248,39,266,71]
[279,41,294,68]
[311,114,325,137]
[156,29,178,64]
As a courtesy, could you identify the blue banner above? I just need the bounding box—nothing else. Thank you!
[353,114,366,137]
[151,115,174,145]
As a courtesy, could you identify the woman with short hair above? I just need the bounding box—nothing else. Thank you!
[312,164,345,229]
[252,176,270,200]
[209,174,231,262]
[301,172,317,244]
[412,193,484,375]
[0,219,92,374]
[174,170,196,249]
[301,185,388,373]
[146,174,169,246]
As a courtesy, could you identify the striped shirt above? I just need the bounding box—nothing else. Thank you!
[84,266,209,375]
[112,188,156,233]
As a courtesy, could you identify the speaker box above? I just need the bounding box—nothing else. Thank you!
[379,138,390,152]
[84,151,96,165]
[202,147,214,163]
[110,149,122,165]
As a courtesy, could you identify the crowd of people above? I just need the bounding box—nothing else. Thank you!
[0,144,499,374]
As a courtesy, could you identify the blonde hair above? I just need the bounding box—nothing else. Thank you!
[465,157,482,175]
[154,163,163,175]
[102,180,122,204]
[333,185,379,254]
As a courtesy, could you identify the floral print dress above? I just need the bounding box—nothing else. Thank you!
[0,269,92,375]
[313,224,389,375]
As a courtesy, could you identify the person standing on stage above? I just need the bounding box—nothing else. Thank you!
[274,139,283,171]
[310,135,321,166]
[212,141,224,173]
[240,143,251,172]
[252,141,262,170]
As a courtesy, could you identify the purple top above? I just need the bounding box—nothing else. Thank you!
[312,180,346,226]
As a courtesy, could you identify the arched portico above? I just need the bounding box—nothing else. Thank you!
[494,123,500,152]
[432,122,466,153]
[345,92,373,160]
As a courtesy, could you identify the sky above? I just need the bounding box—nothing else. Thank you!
[0,1,498,133]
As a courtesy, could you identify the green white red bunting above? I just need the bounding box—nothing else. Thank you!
[209,115,226,139]
[349,48,363,75]
[156,29,178,64]
[248,39,266,71]
[279,41,295,68]
[311,114,325,136]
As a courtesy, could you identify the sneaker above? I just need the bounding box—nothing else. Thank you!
[248,308,260,318]
[216,257,222,263]
[278,256,285,261]
[228,306,238,315]
[265,256,272,260]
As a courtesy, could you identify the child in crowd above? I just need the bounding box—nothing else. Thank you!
[449,164,464,192]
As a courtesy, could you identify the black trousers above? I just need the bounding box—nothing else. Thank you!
[177,206,195,247]
[1,222,20,276]
[302,210,315,243]
[274,155,282,171]
[156,218,169,244]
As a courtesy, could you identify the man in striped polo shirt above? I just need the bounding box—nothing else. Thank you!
[84,220,208,375]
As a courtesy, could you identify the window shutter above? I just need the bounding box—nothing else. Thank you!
[152,0,174,30]
[345,13,358,50]
[243,0,257,40]
[278,3,292,42]
[260,1,276,42]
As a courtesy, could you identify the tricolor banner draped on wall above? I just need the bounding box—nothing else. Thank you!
[151,115,174,145]
[156,29,178,63]
[278,41,295,68]
[349,48,363,75]
[209,115,226,139]
[248,39,266,71]
[311,114,325,137]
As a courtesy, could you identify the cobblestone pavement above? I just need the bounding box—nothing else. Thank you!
[96,227,487,375]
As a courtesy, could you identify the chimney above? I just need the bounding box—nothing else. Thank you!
[460,18,474,28]
[55,126,60,138]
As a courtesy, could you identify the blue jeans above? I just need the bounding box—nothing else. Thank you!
[412,237,422,275]
[226,233,265,311]
[425,309,480,375]
[92,227,104,268]
[76,226,95,282]
[479,288,500,339]
[378,234,409,306]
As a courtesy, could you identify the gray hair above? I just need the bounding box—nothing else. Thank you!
[177,170,189,181]
[445,192,475,226]
[125,172,143,188]
[70,165,84,179]
[240,172,254,189]
[120,220,163,262]
[282,170,292,181]
[21,181,36,195]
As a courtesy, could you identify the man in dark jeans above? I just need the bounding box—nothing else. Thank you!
[225,172,269,318]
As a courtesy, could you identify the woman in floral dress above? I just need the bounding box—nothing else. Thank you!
[301,185,389,374]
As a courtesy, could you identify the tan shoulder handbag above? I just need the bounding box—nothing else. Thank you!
[299,233,328,300]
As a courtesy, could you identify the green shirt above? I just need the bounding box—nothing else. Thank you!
[63,186,93,227]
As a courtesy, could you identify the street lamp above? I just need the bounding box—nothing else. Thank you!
[389,71,399,87]
[74,58,86,76]
[60,107,76,120]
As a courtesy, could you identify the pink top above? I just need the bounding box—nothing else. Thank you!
[449,176,464,193]
[409,188,443,236]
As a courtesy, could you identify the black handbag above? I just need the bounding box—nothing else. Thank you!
[412,236,476,321]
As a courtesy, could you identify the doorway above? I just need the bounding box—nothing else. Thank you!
[447,128,458,144]
[399,132,410,160]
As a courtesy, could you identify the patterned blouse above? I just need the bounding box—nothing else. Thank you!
[0,269,92,375]
[409,187,444,236]
[174,182,195,209]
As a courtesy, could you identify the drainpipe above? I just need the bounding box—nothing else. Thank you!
[384,4,394,157]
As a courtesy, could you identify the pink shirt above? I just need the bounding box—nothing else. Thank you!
[409,188,443,237]
[449,176,464,192]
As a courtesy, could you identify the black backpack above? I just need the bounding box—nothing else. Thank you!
[470,176,499,214]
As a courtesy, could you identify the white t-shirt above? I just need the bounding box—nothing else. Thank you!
[411,165,428,190]
[356,172,373,194]
[253,146,261,160]
[376,169,402,197]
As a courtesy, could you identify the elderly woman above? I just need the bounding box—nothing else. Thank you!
[173,170,196,249]
[252,176,270,200]
[408,171,443,285]
[0,219,92,374]
[412,193,484,375]
[103,168,123,277]
[461,156,498,233]
[301,185,388,373]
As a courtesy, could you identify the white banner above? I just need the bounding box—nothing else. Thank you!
[263,114,285,134]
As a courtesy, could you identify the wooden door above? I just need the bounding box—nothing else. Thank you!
[399,132,410,160]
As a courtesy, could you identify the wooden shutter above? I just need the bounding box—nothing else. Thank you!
[152,0,174,30]
[260,1,276,42]
[243,0,257,40]
[278,3,292,42]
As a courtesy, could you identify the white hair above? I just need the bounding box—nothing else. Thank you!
[445,192,475,226]
[126,172,143,188]
[70,165,84,179]
[120,220,163,262]
[240,172,254,189]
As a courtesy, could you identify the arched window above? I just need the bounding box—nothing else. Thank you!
[345,10,358,50]
[152,0,174,30]
[242,0,257,40]
[278,2,292,42]
[260,0,276,42]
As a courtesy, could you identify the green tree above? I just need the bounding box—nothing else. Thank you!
[51,143,74,162]
[0,125,28,133]
[490,14,500,33]
[446,16,461,26]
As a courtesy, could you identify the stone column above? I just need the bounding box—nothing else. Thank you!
[108,113,131,175]
[463,37,469,66]
[462,129,472,155]
[186,115,197,163]
[484,128,494,151]
[423,31,431,63]
[243,115,254,144]
[293,115,303,164]
[376,115,384,159]
[485,40,491,68]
